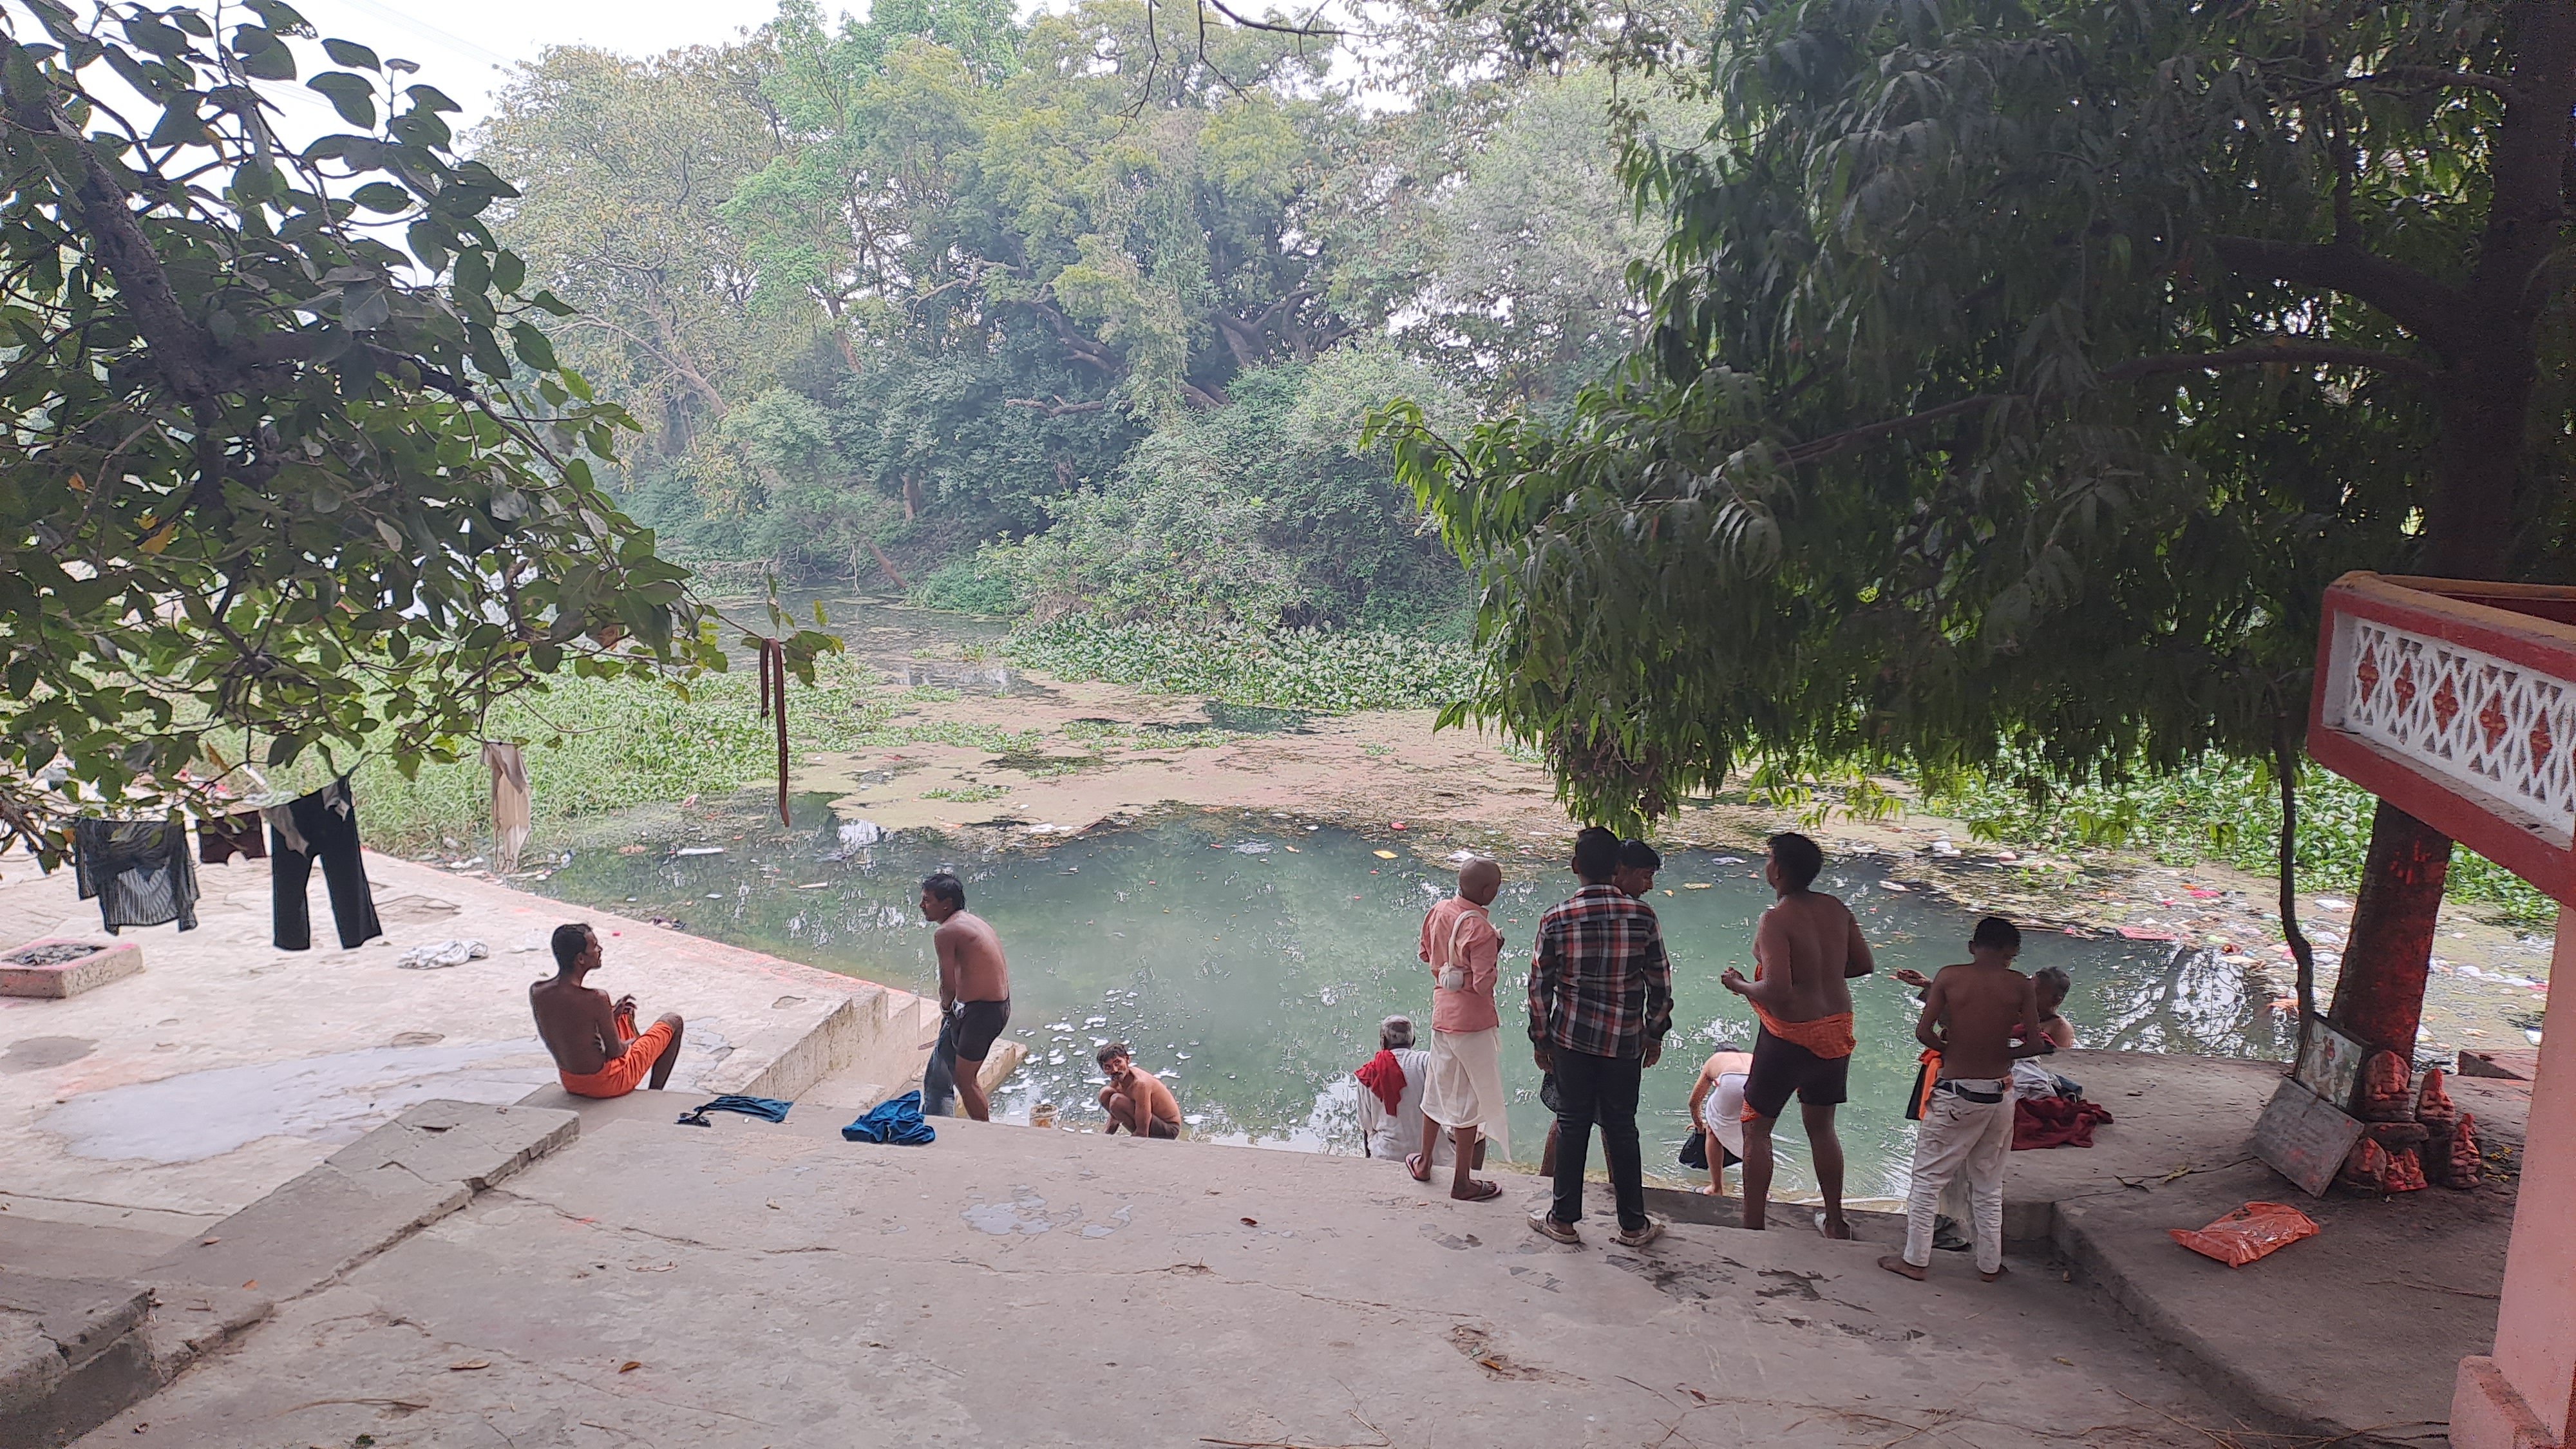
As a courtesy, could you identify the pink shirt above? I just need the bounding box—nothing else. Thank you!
[1420,896,1502,1034]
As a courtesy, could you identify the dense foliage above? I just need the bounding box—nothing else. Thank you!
[0,0,829,857]
[474,0,1708,637]
[1383,0,2576,829]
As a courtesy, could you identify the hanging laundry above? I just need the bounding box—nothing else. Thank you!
[73,819,199,934]
[268,778,383,951]
[196,811,266,864]
[482,742,531,875]
[757,638,790,826]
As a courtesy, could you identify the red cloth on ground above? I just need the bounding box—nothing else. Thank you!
[2013,1095,2113,1150]
[1354,1050,1408,1115]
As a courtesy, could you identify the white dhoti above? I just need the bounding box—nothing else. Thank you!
[1421,1027,1510,1162]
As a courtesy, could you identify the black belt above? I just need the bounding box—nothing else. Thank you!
[1935,1081,2006,1104]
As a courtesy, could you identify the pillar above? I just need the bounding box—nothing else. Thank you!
[2450,905,2576,1449]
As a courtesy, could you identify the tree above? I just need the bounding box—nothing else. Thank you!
[1384,0,2576,1060]
[0,0,830,857]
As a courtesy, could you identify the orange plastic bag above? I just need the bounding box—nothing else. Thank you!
[2168,1202,2320,1267]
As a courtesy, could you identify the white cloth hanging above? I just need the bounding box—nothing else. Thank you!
[482,742,531,875]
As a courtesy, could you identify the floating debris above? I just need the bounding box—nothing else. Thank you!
[676,846,726,857]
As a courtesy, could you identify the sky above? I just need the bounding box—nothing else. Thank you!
[289,0,784,126]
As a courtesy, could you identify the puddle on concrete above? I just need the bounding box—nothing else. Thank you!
[537,802,2286,1197]
[4,1035,98,1072]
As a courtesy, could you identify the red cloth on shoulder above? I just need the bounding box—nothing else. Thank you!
[1354,1050,1407,1115]
[2013,1095,2113,1150]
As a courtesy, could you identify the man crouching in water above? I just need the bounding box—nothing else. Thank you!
[1720,832,1874,1238]
[532,923,685,1097]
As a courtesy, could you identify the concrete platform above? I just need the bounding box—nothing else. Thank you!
[0,850,939,1249]
[77,1092,2270,1449]
[2002,1052,2526,1445]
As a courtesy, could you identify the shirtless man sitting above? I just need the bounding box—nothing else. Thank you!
[1719,831,1873,1238]
[532,923,686,1098]
[920,872,1010,1122]
[1097,1043,1182,1139]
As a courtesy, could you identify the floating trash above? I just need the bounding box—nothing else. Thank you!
[1373,850,1398,860]
[1232,841,1273,854]
[676,846,726,857]
[838,820,884,848]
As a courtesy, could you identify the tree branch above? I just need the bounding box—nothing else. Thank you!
[2102,341,2436,387]
[2206,237,2468,353]
[2295,66,2526,108]
[1003,395,1111,417]
[1780,340,2438,466]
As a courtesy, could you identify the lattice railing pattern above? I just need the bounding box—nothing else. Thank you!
[2335,618,2576,846]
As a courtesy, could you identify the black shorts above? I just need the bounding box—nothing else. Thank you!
[952,998,1010,1061]
[1741,1027,1850,1120]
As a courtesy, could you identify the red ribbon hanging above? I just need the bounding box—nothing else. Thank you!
[757,638,789,826]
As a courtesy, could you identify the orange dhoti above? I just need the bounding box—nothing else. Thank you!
[560,1019,676,1099]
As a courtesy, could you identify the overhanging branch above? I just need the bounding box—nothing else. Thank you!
[2207,237,2468,353]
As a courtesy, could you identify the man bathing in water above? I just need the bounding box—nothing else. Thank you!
[532,923,686,1097]
[1720,831,1874,1238]
[1882,916,2056,1283]
[920,872,1010,1122]
[1097,1043,1182,1138]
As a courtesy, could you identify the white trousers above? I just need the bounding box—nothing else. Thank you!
[1903,1085,2015,1273]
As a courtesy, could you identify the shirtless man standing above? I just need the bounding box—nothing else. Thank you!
[1719,831,1874,1237]
[920,872,1010,1122]
[531,923,686,1097]
[1881,916,2055,1282]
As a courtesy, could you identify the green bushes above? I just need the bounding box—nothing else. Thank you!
[1925,755,2555,925]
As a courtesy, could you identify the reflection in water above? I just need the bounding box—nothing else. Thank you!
[536,797,2287,1196]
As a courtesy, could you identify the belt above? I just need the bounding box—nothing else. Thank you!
[1935,1079,2007,1104]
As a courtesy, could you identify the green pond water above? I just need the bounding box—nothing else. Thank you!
[536,795,2288,1197]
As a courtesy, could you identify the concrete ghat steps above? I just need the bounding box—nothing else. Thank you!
[1,1100,574,1448]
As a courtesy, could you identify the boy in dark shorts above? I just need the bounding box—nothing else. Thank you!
[920,872,1010,1121]
[1720,832,1875,1238]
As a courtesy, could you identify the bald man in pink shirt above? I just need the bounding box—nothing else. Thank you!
[1414,857,1508,1200]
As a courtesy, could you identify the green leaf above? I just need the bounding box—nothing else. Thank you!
[306,71,377,129]
[321,37,379,69]
[229,26,296,80]
[350,181,413,213]
[507,320,556,372]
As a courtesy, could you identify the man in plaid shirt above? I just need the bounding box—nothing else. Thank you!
[1528,826,1673,1247]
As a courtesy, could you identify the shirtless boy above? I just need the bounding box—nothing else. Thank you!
[531,923,686,1097]
[1719,832,1874,1237]
[920,872,1010,1122]
[1097,1043,1182,1138]
[1881,916,2056,1283]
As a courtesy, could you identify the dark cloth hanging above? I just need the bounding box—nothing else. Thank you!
[197,811,267,864]
[268,778,382,951]
[757,638,790,826]
[73,819,200,934]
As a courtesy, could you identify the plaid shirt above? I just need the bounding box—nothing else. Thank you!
[1528,884,1673,1059]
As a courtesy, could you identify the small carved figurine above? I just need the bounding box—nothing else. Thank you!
[2354,1050,2414,1122]
[2384,1146,2429,1193]
[2440,1112,2483,1189]
[2416,1066,2458,1133]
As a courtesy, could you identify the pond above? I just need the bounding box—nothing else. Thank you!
[535,795,2288,1198]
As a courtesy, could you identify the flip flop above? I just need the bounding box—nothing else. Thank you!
[1454,1180,1504,1202]
[1405,1153,1430,1182]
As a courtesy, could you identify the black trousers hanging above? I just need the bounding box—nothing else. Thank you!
[270,779,381,951]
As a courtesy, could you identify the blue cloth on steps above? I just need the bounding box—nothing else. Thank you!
[842,1091,936,1146]
[676,1095,793,1127]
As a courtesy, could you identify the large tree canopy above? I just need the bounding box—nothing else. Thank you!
[0,0,830,858]
[1385,0,2576,826]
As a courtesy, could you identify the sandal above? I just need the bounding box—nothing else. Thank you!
[1613,1217,1667,1249]
[1528,1211,1580,1244]
[1453,1180,1504,1202]
[1405,1153,1430,1182]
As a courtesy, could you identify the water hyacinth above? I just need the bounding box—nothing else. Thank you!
[1007,620,1479,714]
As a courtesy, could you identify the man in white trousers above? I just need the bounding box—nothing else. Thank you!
[1881,916,2056,1282]
[1413,857,1509,1200]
